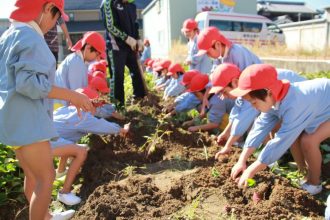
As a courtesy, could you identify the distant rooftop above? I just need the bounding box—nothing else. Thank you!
[257,1,317,14]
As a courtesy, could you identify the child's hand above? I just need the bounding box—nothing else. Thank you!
[70,92,95,118]
[214,146,232,160]
[120,123,131,137]
[216,132,229,145]
[231,161,247,180]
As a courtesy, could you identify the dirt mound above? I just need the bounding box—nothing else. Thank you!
[76,139,324,219]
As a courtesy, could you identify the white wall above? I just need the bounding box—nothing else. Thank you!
[280,20,329,51]
[143,0,171,58]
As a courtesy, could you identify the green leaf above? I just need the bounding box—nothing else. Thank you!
[247,178,256,187]
[321,144,330,152]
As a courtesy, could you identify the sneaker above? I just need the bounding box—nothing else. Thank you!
[51,210,75,220]
[301,182,322,195]
[56,169,67,179]
[57,192,82,206]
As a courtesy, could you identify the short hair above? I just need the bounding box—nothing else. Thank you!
[248,89,269,101]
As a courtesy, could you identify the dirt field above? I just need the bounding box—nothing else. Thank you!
[2,94,327,220]
[73,94,325,220]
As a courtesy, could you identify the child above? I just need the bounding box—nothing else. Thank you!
[210,64,306,158]
[163,63,186,100]
[181,18,212,74]
[55,31,106,107]
[53,87,130,144]
[89,76,125,120]
[182,74,234,132]
[140,39,151,66]
[153,59,172,89]
[197,26,261,71]
[229,64,330,195]
[0,0,95,219]
[165,70,202,116]
[51,140,87,206]
[196,26,262,119]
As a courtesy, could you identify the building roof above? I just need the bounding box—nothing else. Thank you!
[66,21,105,33]
[65,0,152,11]
[257,1,317,14]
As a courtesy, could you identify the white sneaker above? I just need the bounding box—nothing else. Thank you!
[301,182,322,195]
[56,169,67,179]
[51,210,75,220]
[57,192,82,206]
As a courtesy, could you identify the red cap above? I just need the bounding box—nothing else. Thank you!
[197,27,232,55]
[76,87,99,100]
[181,19,198,32]
[144,39,150,45]
[90,61,107,73]
[153,59,171,72]
[71,31,106,59]
[181,69,201,86]
[147,59,154,68]
[10,0,69,22]
[186,74,209,93]
[167,63,184,76]
[92,71,106,79]
[209,64,241,94]
[89,77,110,93]
[144,58,151,66]
[230,64,288,100]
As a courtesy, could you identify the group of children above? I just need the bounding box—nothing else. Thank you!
[145,18,330,212]
[1,0,330,218]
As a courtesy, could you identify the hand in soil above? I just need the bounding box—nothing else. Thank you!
[214,146,232,160]
[231,161,247,180]
[216,132,228,145]
[120,123,131,138]
[237,168,254,188]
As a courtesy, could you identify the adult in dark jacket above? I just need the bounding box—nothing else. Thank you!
[101,0,146,105]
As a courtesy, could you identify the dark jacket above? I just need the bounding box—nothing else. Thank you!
[101,0,140,50]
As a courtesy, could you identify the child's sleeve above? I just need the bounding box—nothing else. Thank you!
[166,80,185,97]
[244,112,279,149]
[229,99,260,136]
[14,47,53,99]
[257,108,309,165]
[75,113,121,134]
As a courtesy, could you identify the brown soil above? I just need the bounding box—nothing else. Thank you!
[1,94,327,220]
[72,98,325,220]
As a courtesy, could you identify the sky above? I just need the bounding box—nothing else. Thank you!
[0,0,329,19]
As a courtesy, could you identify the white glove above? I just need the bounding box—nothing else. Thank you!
[137,39,144,52]
[125,36,137,51]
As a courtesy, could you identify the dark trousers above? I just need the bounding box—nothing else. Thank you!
[107,47,146,104]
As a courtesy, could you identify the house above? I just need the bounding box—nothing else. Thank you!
[142,0,257,58]
[257,0,318,23]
